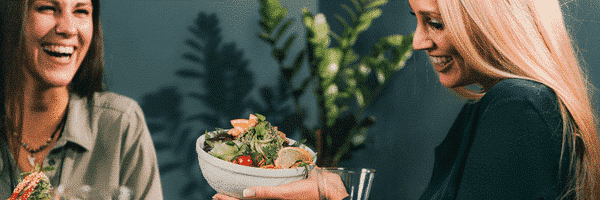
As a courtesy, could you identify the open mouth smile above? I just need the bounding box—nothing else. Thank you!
[430,56,454,72]
[41,44,76,59]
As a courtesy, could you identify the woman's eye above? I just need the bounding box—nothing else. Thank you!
[428,19,444,30]
[75,9,90,15]
[36,5,56,13]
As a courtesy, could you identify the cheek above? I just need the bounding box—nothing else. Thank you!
[29,16,56,38]
[81,20,94,45]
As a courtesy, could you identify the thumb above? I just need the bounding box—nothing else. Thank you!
[243,179,319,200]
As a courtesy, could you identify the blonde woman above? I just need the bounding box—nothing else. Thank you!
[412,0,600,199]
[214,0,600,199]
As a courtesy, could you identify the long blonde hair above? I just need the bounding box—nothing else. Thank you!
[437,0,600,199]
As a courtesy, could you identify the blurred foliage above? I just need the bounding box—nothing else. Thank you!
[142,12,259,199]
[141,0,413,198]
[257,0,413,166]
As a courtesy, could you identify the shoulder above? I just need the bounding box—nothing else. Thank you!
[477,78,562,133]
[70,91,145,126]
[480,78,559,114]
[482,78,556,104]
[91,91,142,114]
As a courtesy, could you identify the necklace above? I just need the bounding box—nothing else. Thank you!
[17,116,66,166]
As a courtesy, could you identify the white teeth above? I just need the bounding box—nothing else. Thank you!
[430,56,453,64]
[42,45,74,54]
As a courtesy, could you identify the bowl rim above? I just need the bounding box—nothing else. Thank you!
[196,133,317,177]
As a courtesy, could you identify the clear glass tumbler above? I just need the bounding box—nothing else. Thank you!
[316,167,376,200]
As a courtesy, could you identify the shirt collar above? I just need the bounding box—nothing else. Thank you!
[53,93,93,152]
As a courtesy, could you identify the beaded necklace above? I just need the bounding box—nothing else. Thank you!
[14,116,66,166]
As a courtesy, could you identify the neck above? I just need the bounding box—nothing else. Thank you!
[24,85,69,112]
[21,83,69,138]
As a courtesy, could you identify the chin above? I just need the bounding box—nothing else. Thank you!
[437,72,462,89]
[35,69,78,88]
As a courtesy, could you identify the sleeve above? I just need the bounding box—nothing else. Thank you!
[119,102,164,199]
[455,98,563,200]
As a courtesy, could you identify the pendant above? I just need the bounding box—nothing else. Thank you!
[28,155,35,167]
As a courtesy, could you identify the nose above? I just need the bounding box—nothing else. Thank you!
[412,25,434,51]
[55,13,77,37]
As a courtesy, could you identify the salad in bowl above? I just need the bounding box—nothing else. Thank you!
[196,114,316,198]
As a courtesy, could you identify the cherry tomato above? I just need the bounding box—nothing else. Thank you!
[237,155,252,166]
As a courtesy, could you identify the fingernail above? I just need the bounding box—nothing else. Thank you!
[243,189,255,197]
[212,195,218,200]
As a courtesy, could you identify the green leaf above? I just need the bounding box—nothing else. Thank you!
[313,14,331,46]
[351,128,369,146]
[359,8,382,22]
[325,104,339,127]
[319,48,342,83]
[391,43,413,70]
[343,49,359,66]
[259,20,272,34]
[324,84,338,100]
[42,165,56,172]
[255,113,266,121]
[259,33,276,45]
[365,0,387,10]
[355,90,365,108]
[344,69,357,88]
[330,31,342,43]
[351,0,362,13]
[282,34,297,55]
[340,4,357,22]
[275,19,294,41]
[354,22,371,34]
[259,0,288,34]
[273,9,288,30]
[302,9,314,28]
[291,50,306,77]
[273,48,285,62]
[357,63,371,79]
[376,70,386,84]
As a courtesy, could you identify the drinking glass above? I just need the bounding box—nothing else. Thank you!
[315,167,376,200]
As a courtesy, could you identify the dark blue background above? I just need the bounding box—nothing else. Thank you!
[100,0,600,199]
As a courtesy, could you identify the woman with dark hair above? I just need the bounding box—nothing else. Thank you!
[0,0,163,198]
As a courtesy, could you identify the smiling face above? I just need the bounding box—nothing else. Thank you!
[23,0,93,89]
[408,0,485,89]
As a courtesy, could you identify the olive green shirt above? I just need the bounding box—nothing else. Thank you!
[0,92,163,199]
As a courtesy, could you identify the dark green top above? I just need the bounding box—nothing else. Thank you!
[420,79,573,200]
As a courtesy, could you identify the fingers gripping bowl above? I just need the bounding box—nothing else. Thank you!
[195,114,317,198]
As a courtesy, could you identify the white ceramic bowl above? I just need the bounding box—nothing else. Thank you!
[196,133,317,198]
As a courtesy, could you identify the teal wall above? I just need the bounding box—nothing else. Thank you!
[101,1,318,199]
[100,0,600,199]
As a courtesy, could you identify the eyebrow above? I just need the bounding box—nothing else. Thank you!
[36,0,92,7]
[415,11,440,17]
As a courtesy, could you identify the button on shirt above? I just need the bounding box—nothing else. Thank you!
[0,92,163,199]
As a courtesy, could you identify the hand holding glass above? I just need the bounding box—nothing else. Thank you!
[315,168,376,200]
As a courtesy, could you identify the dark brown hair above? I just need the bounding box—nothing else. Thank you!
[0,0,105,143]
